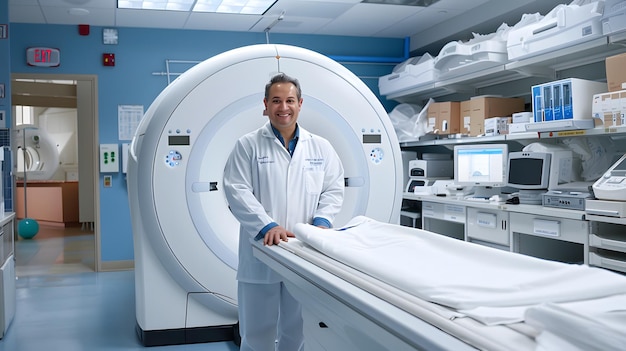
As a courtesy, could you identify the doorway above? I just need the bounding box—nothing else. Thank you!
[11,73,99,275]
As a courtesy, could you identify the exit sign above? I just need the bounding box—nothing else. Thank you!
[26,47,61,67]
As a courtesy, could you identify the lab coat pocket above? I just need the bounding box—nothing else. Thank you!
[305,171,324,195]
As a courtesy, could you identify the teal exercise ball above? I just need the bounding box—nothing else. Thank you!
[18,218,40,240]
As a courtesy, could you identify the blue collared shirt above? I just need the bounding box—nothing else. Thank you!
[270,123,299,156]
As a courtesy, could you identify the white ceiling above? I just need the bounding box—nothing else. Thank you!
[8,0,568,55]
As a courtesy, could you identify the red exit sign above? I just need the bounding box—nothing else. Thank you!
[26,47,61,67]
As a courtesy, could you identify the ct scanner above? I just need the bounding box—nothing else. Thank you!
[127,44,404,346]
[15,126,60,181]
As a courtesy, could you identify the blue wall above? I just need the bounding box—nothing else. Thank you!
[9,23,403,263]
[1,0,12,213]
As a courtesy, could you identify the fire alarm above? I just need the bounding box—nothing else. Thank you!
[78,24,90,36]
[103,53,115,66]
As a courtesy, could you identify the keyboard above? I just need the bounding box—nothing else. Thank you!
[464,196,490,202]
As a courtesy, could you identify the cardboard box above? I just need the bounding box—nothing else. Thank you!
[606,52,626,92]
[460,100,471,134]
[427,102,438,132]
[428,101,460,134]
[436,101,460,134]
[469,97,525,136]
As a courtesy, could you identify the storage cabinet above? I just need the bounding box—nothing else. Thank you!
[421,201,465,241]
[0,213,16,339]
[509,212,589,264]
[587,215,626,274]
[466,207,509,250]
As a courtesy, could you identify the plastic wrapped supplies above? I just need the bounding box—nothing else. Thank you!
[388,101,433,142]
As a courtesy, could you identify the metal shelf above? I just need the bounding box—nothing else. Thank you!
[385,34,626,104]
[399,126,626,148]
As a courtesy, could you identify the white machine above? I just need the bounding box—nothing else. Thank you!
[127,44,404,346]
[377,53,438,96]
[506,0,605,61]
[592,152,626,201]
[434,24,510,79]
[602,0,626,37]
[14,126,60,181]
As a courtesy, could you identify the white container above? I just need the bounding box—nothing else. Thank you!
[378,54,438,96]
[507,1,605,61]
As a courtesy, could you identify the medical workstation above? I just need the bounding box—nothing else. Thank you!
[3,0,626,350]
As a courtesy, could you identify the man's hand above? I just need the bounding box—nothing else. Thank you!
[264,225,295,246]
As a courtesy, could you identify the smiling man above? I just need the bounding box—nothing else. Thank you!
[223,73,345,351]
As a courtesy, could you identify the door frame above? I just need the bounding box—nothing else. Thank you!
[12,73,101,271]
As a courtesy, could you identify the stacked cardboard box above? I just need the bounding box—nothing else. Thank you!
[606,52,626,93]
[465,97,525,136]
[427,101,460,134]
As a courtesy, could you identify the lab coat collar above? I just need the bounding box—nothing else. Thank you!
[262,122,312,142]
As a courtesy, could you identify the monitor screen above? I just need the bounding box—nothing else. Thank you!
[507,152,551,190]
[454,144,508,187]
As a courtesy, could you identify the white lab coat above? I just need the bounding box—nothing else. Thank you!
[223,122,344,284]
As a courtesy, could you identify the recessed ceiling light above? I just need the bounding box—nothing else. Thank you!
[117,0,195,11]
[68,7,90,16]
[117,0,277,14]
[194,0,277,15]
[361,0,441,6]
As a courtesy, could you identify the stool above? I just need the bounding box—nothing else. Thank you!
[400,210,421,228]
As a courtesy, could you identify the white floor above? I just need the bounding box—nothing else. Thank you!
[0,225,240,351]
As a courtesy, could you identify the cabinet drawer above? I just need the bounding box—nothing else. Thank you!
[589,234,626,254]
[509,212,589,244]
[589,251,626,274]
[422,202,465,223]
[467,208,509,246]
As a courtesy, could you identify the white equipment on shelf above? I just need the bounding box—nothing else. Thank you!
[378,53,438,96]
[507,1,605,61]
[602,0,626,36]
[528,78,607,132]
[592,152,626,201]
[434,23,510,79]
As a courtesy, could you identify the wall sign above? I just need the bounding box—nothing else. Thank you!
[26,47,61,67]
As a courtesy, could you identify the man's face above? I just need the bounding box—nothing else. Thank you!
[264,82,302,132]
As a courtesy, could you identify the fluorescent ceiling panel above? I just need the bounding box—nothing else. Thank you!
[361,0,440,5]
[117,0,276,14]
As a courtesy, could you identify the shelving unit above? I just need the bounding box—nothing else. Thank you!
[387,29,626,268]
[387,35,626,104]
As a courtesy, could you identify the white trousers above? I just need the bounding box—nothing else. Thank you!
[238,281,304,351]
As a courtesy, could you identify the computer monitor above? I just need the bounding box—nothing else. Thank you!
[454,143,508,198]
[507,152,551,190]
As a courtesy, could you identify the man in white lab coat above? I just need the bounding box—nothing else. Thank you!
[223,73,345,351]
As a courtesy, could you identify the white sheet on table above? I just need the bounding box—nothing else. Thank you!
[293,216,626,312]
[461,293,626,326]
[525,294,626,351]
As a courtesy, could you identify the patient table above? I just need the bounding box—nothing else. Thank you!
[252,216,626,351]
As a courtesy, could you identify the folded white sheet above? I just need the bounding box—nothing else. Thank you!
[525,294,626,351]
[293,216,626,312]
